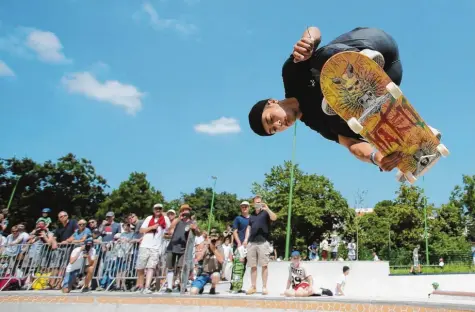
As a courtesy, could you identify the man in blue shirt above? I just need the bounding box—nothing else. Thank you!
[229,201,251,293]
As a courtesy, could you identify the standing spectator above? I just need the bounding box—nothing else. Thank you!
[61,239,96,293]
[243,195,277,295]
[372,251,380,261]
[410,245,421,274]
[164,204,200,293]
[0,213,8,235]
[347,239,356,261]
[55,211,78,244]
[52,211,78,289]
[334,266,350,296]
[36,208,52,229]
[221,235,234,281]
[230,201,251,293]
[223,224,234,245]
[68,219,92,245]
[320,238,329,261]
[330,235,339,261]
[99,211,121,243]
[88,219,98,232]
[308,241,318,261]
[133,204,170,294]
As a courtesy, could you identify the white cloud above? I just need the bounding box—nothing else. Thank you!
[61,72,145,115]
[140,1,197,35]
[25,29,70,64]
[0,60,15,77]
[194,117,241,135]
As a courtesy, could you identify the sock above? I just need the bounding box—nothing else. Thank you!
[167,271,174,289]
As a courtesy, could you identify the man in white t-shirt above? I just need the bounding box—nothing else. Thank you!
[335,265,350,296]
[62,239,96,293]
[134,203,170,294]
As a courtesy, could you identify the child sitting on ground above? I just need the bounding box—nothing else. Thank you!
[283,251,314,297]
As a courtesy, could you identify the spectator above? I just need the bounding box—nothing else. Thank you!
[243,195,277,295]
[223,224,234,245]
[372,251,379,261]
[410,245,421,274]
[165,204,200,293]
[307,241,318,261]
[335,265,350,296]
[320,238,329,261]
[61,239,96,293]
[88,219,98,232]
[347,239,356,261]
[221,235,234,281]
[54,211,78,244]
[439,257,444,268]
[133,203,170,294]
[190,229,224,295]
[36,208,52,229]
[284,251,313,297]
[330,235,339,261]
[230,201,251,293]
[0,213,7,235]
[52,211,78,289]
[2,225,21,258]
[115,223,135,291]
[99,211,121,243]
[68,219,92,245]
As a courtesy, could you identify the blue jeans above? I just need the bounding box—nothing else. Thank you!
[62,270,80,290]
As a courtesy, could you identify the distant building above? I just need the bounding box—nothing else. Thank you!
[354,208,374,216]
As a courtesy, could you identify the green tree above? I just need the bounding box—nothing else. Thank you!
[449,175,475,241]
[251,161,354,257]
[0,154,108,230]
[97,172,164,220]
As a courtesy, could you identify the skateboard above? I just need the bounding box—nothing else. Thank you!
[179,226,196,294]
[230,248,246,292]
[320,51,449,183]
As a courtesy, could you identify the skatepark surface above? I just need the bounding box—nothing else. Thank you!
[1,261,474,311]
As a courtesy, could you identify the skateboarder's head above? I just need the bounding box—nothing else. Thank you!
[248,98,300,136]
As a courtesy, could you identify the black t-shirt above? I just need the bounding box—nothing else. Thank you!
[167,219,193,254]
[54,219,78,243]
[248,210,271,243]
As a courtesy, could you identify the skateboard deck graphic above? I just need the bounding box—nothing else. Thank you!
[320,51,449,183]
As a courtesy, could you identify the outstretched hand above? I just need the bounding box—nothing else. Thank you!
[293,37,314,63]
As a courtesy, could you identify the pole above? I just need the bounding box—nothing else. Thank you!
[285,123,297,260]
[207,176,217,233]
[356,218,359,261]
[6,177,21,210]
[388,222,391,262]
[423,177,429,265]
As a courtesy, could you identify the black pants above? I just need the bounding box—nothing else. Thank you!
[311,27,403,85]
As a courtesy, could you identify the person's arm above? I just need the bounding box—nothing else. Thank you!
[286,267,292,290]
[262,204,277,221]
[243,225,250,246]
[139,217,158,234]
[167,218,181,236]
[301,26,321,47]
[210,244,224,264]
[338,135,402,171]
[336,282,344,296]
[69,248,83,265]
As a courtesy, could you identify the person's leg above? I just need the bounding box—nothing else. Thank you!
[284,288,296,297]
[144,249,159,293]
[135,247,148,290]
[209,272,220,294]
[84,266,94,290]
[246,244,258,294]
[190,275,208,295]
[165,252,176,291]
[258,243,270,294]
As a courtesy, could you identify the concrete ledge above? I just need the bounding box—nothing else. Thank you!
[431,290,475,297]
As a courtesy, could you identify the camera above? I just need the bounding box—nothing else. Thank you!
[85,244,91,252]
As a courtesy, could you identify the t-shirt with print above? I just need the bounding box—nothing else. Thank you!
[288,262,309,288]
[139,215,171,250]
[100,222,121,242]
[66,246,97,273]
[232,215,249,247]
[335,274,346,294]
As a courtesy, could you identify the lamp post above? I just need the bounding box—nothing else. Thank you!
[207,176,218,232]
[284,123,297,260]
[6,177,21,211]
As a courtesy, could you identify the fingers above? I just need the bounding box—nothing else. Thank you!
[293,38,314,63]
[380,152,403,171]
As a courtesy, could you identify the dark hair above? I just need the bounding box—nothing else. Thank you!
[343,266,350,273]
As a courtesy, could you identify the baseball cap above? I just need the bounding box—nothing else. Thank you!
[248,99,272,136]
[240,201,250,206]
[42,208,51,213]
[167,209,176,215]
[291,251,300,257]
[153,203,163,209]
[105,211,114,217]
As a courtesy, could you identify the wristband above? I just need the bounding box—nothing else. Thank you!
[370,152,378,165]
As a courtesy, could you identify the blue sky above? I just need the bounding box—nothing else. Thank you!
[1,0,474,209]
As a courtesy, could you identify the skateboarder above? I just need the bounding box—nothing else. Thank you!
[248,26,439,172]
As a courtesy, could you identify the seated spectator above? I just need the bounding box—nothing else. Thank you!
[190,229,224,295]
[62,238,96,293]
[283,251,314,297]
[335,266,350,296]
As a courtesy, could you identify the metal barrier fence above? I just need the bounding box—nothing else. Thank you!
[0,240,175,292]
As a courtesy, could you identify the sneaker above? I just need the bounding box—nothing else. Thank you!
[142,288,153,295]
[360,49,385,68]
[262,287,268,295]
[165,288,173,293]
[81,287,91,293]
[209,288,216,295]
[321,98,337,116]
[96,286,104,291]
[246,287,256,295]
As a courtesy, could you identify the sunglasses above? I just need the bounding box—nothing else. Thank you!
[78,223,86,226]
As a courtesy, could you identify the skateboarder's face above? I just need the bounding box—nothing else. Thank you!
[262,99,296,135]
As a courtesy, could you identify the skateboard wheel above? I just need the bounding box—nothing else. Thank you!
[347,117,363,134]
[386,82,402,100]
[436,144,449,157]
[405,171,417,184]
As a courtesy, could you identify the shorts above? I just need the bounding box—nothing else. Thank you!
[166,252,185,270]
[136,247,160,270]
[191,273,219,291]
[246,241,270,267]
[62,269,80,289]
[331,252,337,260]
[294,282,310,291]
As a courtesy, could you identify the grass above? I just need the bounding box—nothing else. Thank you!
[390,263,474,275]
